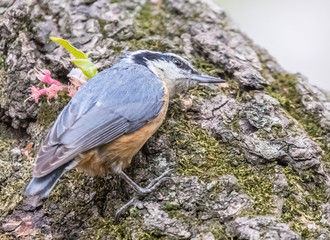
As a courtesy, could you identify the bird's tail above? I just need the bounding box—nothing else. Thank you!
[24,161,72,198]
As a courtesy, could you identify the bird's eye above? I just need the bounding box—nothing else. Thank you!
[172,58,183,67]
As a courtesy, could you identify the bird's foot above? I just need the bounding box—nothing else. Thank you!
[135,168,172,197]
[114,197,138,224]
[114,169,172,223]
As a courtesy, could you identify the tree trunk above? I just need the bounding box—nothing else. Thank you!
[0,0,329,239]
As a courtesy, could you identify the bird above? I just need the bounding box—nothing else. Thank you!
[24,50,225,219]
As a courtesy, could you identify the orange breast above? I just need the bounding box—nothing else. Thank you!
[76,91,169,176]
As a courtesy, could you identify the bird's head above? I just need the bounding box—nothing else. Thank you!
[123,50,225,97]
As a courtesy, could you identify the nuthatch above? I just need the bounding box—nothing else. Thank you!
[25,50,225,218]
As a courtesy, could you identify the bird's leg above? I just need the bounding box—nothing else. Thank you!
[114,197,137,223]
[114,169,172,222]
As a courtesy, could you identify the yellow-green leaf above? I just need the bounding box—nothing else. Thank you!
[50,37,98,79]
[50,37,88,60]
[70,59,98,79]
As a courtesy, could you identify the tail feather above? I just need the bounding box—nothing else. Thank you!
[24,161,72,198]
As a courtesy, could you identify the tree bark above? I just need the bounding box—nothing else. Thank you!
[0,0,329,239]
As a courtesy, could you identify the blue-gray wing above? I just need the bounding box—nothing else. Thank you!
[33,63,164,177]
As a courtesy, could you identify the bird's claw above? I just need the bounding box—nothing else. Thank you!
[135,168,172,197]
[136,176,172,197]
[146,168,172,189]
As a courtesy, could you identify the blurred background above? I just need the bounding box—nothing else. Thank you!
[214,0,330,91]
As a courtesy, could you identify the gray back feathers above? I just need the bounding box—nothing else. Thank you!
[33,62,165,177]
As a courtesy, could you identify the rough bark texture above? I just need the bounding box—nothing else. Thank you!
[0,0,329,239]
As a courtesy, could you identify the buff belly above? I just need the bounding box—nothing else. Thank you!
[76,100,168,176]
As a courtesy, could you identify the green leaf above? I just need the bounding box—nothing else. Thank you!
[70,59,98,79]
[50,37,88,59]
[50,37,98,79]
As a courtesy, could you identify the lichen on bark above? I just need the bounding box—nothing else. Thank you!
[0,0,329,239]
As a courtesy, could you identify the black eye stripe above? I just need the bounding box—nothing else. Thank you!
[169,56,185,67]
[173,58,183,66]
[171,58,194,72]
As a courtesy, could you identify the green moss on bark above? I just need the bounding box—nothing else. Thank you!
[0,233,11,240]
[81,218,135,240]
[36,102,58,128]
[267,74,316,134]
[128,39,171,52]
[256,124,286,140]
[36,94,70,128]
[265,73,328,156]
[128,2,177,52]
[135,2,167,37]
[281,166,327,239]
[158,99,276,216]
[0,124,33,216]
[262,68,329,237]
[0,54,5,69]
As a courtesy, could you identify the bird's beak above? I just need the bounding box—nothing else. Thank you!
[189,73,225,83]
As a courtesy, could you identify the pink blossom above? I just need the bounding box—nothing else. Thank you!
[25,86,47,103]
[27,68,87,104]
[36,69,62,86]
[45,84,64,99]
[26,69,65,103]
